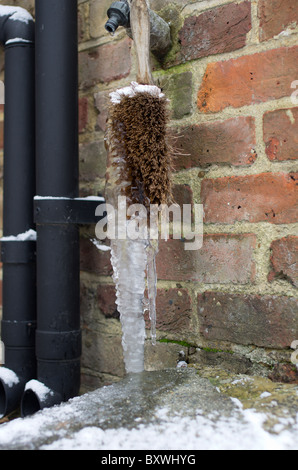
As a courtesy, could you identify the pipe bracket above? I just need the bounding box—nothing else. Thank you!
[36,330,82,361]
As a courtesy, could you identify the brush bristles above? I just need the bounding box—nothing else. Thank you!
[108,92,172,207]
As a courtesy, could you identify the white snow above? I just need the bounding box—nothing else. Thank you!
[0,376,297,450]
[110,81,165,105]
[40,408,298,451]
[34,196,72,200]
[0,402,297,450]
[25,380,54,400]
[176,361,188,369]
[1,229,37,242]
[90,238,111,251]
[5,38,33,45]
[76,196,105,202]
[38,406,298,451]
[34,195,105,201]
[260,392,272,399]
[0,6,33,24]
[0,367,19,387]
[230,397,244,409]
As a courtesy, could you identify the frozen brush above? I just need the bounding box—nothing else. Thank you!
[106,0,172,207]
[105,0,172,373]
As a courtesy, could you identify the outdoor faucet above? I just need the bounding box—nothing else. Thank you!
[105,1,130,34]
[105,0,172,58]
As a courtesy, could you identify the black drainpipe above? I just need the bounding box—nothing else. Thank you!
[0,6,36,418]
[21,0,82,416]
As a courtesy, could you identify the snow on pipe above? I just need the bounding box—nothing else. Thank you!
[21,380,62,418]
[0,6,36,419]
[21,0,81,417]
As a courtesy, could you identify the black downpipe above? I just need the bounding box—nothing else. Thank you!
[21,0,81,416]
[0,6,36,418]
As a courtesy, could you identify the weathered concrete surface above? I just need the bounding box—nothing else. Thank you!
[0,368,297,450]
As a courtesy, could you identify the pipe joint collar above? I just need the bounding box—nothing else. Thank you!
[0,6,34,46]
[36,330,82,361]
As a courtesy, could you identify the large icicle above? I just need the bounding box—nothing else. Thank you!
[105,82,171,374]
[110,238,148,373]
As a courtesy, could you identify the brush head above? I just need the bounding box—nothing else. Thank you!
[106,83,173,208]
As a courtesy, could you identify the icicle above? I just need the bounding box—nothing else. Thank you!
[146,240,158,346]
[110,237,148,374]
[105,82,171,375]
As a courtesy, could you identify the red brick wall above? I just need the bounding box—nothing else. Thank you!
[78,0,298,386]
[0,0,297,388]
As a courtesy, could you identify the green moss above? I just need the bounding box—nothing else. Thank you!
[157,71,193,119]
[158,340,235,355]
[202,347,234,355]
[155,4,183,69]
[158,338,195,348]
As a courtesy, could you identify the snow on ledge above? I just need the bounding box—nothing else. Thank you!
[34,196,105,202]
[110,81,166,105]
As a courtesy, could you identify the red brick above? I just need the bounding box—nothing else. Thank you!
[79,140,107,182]
[94,90,110,132]
[269,364,298,384]
[80,238,113,276]
[79,97,88,134]
[178,1,251,62]
[145,288,192,335]
[172,184,193,206]
[201,172,298,224]
[97,284,119,318]
[156,234,256,284]
[258,0,298,42]
[172,117,257,170]
[79,38,132,89]
[268,236,298,287]
[169,184,194,224]
[198,46,298,113]
[263,107,298,161]
[197,292,298,348]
